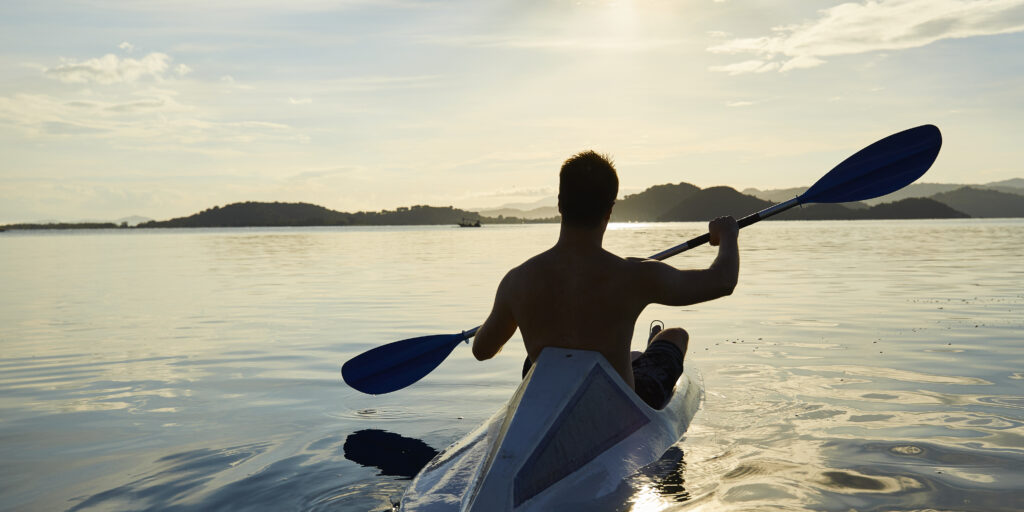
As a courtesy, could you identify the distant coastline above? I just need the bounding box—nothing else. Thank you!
[3,181,1023,230]
[1,222,130,230]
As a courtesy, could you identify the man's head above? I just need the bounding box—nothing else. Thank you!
[558,151,619,228]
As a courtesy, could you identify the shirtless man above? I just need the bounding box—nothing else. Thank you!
[472,151,739,409]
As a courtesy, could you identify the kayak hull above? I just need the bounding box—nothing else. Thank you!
[400,347,703,511]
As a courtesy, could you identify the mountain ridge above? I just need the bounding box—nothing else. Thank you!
[5,180,1024,230]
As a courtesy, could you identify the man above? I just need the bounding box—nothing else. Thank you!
[472,151,739,409]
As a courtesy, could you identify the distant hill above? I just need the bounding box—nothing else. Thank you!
[628,185,968,222]
[137,201,538,228]
[612,182,701,222]
[117,215,153,226]
[746,180,1024,206]
[775,203,862,220]
[986,178,1024,190]
[140,202,352,227]
[485,182,704,222]
[741,186,807,204]
[859,197,969,219]
[859,183,972,205]
[0,222,124,230]
[775,197,968,220]
[73,187,987,231]
[478,206,558,220]
[659,186,772,221]
[929,187,1024,218]
[488,196,558,211]
[11,177,1023,231]
[745,183,964,205]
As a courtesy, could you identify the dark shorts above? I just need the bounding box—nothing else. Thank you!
[632,340,685,410]
[521,340,684,410]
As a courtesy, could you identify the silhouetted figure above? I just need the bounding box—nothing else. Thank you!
[472,151,739,409]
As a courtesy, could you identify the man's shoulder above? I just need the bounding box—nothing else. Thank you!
[613,253,661,272]
[499,251,549,285]
[514,248,557,271]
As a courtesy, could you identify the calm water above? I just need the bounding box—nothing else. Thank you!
[1,221,1022,511]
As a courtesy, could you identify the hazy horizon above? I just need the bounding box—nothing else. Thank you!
[3,1,1024,224]
[6,175,1022,225]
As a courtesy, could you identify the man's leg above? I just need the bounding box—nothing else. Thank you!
[632,327,688,409]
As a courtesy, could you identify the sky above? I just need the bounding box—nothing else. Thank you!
[1,0,1023,223]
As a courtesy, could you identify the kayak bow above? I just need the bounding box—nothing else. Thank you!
[400,347,703,511]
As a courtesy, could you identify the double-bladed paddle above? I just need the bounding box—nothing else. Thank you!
[342,124,942,394]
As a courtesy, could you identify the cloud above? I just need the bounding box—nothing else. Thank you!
[725,100,755,107]
[0,92,183,136]
[119,41,134,53]
[103,98,167,113]
[287,166,365,182]
[288,97,313,105]
[0,90,302,150]
[328,75,440,92]
[426,34,687,52]
[45,53,173,84]
[708,0,1024,74]
[709,59,780,75]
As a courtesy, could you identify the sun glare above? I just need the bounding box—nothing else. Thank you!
[562,0,642,46]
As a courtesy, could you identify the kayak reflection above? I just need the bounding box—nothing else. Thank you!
[343,429,439,479]
[632,445,691,503]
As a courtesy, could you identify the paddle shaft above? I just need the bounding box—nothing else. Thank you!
[647,197,800,260]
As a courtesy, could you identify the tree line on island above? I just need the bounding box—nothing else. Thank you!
[133,183,1024,227]
[3,182,1024,230]
[135,203,537,228]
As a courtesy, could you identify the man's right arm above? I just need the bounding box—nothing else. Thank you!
[473,271,518,361]
[636,216,739,307]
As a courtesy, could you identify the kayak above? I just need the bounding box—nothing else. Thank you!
[399,346,703,511]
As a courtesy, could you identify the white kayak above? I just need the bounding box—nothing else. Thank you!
[400,347,703,511]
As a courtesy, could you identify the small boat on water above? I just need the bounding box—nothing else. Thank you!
[399,347,703,511]
[458,219,481,228]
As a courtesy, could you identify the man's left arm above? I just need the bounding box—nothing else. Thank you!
[473,273,518,361]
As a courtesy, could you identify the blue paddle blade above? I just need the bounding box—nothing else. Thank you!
[801,125,942,204]
[342,332,466,394]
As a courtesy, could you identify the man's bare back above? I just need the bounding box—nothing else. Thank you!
[473,217,739,388]
[491,246,649,387]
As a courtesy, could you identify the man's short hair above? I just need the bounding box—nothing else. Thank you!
[558,151,619,227]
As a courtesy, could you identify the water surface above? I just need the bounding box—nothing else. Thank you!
[1,220,1022,510]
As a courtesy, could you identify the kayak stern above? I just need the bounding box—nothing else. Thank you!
[400,347,702,511]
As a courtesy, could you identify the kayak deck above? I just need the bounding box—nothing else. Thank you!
[400,347,703,511]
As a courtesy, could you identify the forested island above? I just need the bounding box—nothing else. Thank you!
[3,182,1023,230]
[135,203,551,228]
[0,222,129,230]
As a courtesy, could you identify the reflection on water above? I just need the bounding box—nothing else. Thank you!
[627,446,692,509]
[65,436,407,512]
[1,221,1023,511]
[680,346,1024,511]
[343,429,439,479]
